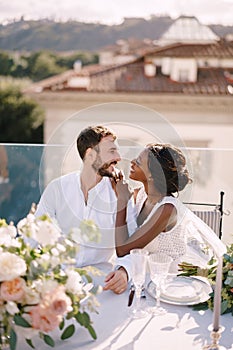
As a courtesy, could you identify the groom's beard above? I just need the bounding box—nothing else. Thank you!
[98,161,118,177]
[92,155,117,177]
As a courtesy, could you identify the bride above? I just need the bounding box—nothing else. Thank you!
[115,143,225,270]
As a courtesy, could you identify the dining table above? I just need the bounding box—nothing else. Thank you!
[17,263,232,350]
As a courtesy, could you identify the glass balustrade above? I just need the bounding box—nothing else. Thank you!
[0,143,232,244]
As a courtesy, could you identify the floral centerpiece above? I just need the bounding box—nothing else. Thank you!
[0,211,102,350]
[178,244,233,315]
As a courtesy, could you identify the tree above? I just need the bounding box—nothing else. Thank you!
[0,86,44,143]
[0,51,14,75]
[0,87,44,224]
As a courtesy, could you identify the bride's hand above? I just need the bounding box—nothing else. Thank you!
[115,171,133,203]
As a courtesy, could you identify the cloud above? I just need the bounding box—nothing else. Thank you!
[0,0,232,25]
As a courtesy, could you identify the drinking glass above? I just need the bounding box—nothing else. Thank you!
[130,248,148,318]
[148,252,172,315]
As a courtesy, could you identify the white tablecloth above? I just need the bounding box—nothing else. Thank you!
[18,270,233,350]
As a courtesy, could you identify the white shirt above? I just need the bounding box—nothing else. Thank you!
[36,172,137,275]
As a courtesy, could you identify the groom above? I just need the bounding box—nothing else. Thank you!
[36,125,136,294]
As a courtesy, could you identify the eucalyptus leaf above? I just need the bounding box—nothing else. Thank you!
[26,338,35,349]
[9,328,17,350]
[87,324,97,340]
[82,312,90,327]
[61,324,75,340]
[43,334,55,347]
[14,315,31,328]
[75,312,84,325]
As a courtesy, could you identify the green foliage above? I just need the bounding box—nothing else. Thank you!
[14,315,31,328]
[26,338,35,349]
[0,86,44,143]
[42,334,55,347]
[0,51,14,75]
[9,328,17,350]
[74,311,97,339]
[0,49,98,82]
[61,324,75,340]
[179,244,233,315]
[28,51,65,81]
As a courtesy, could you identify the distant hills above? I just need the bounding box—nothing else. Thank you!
[0,16,232,52]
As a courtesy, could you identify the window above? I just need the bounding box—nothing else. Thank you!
[178,69,189,82]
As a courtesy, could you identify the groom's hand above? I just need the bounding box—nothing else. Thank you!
[103,267,128,294]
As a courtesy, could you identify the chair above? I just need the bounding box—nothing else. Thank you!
[183,191,225,239]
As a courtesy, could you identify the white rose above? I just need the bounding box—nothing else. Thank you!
[0,252,27,281]
[35,220,61,245]
[7,223,17,238]
[23,286,40,305]
[65,269,83,294]
[0,227,12,245]
[39,280,59,297]
[17,217,37,239]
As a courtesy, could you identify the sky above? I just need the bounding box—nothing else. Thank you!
[0,0,233,26]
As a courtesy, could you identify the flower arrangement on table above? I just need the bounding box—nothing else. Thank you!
[178,243,233,315]
[0,212,102,350]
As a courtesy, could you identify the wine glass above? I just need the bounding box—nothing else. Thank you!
[148,252,172,316]
[130,248,148,318]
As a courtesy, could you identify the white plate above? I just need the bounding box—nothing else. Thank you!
[147,276,212,305]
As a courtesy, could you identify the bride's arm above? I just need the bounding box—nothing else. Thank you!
[115,199,177,257]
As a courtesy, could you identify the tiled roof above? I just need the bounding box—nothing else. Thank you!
[143,41,233,58]
[115,63,232,95]
[25,41,233,96]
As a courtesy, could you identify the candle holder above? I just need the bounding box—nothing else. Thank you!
[203,325,226,350]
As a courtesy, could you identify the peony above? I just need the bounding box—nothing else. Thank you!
[0,277,26,301]
[30,304,62,333]
[0,252,27,281]
[43,286,72,316]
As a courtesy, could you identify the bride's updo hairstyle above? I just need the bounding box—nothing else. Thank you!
[147,143,192,196]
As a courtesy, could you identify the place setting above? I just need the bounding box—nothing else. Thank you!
[128,248,213,319]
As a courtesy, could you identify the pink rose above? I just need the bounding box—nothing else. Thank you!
[0,277,26,301]
[44,286,72,316]
[30,305,62,333]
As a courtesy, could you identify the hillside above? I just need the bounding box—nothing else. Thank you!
[0,16,232,52]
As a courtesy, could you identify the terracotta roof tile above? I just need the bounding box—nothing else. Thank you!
[115,63,233,95]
